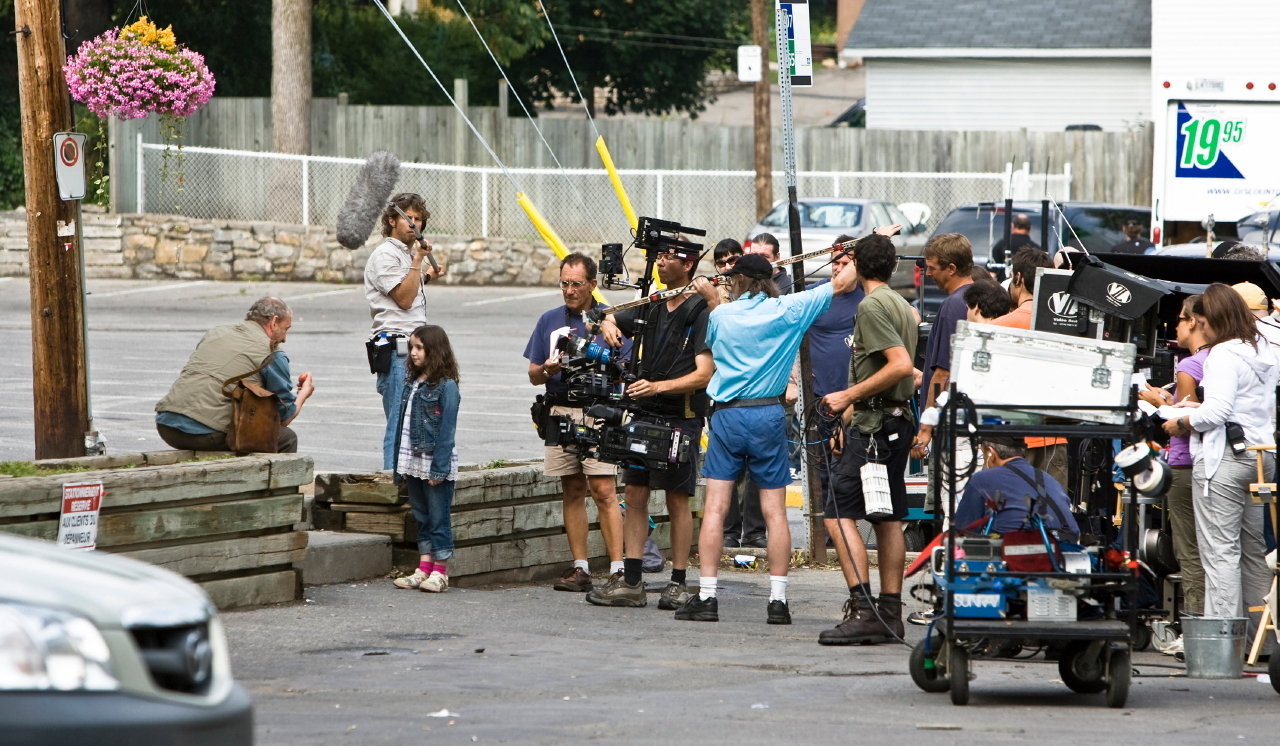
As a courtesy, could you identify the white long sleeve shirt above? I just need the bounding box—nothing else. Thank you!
[1187,337,1279,492]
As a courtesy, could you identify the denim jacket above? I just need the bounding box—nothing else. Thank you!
[393,377,460,481]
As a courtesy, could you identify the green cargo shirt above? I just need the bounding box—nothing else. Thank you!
[848,284,918,434]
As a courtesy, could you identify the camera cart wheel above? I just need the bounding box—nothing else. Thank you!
[1269,652,1280,695]
[1058,640,1107,694]
[1105,647,1131,708]
[908,633,950,693]
[948,644,970,706]
[1131,623,1152,652]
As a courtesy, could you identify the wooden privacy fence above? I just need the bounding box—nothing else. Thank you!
[0,451,312,609]
[314,460,703,586]
[110,98,1154,212]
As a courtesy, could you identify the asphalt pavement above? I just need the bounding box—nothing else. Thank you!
[222,565,1278,745]
[0,278,609,474]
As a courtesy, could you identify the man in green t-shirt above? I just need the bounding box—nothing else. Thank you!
[818,234,918,646]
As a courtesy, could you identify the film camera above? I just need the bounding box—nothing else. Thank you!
[539,216,706,471]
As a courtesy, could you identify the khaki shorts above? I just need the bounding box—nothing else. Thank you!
[543,405,617,477]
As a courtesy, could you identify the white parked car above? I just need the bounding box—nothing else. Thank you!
[745,197,929,287]
[0,532,253,744]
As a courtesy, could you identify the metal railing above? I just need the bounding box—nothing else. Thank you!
[137,138,1071,245]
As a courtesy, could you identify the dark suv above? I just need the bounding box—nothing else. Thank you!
[917,202,1151,317]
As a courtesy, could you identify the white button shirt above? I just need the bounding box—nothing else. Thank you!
[364,236,427,335]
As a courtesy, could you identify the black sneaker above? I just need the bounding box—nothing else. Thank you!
[767,600,792,625]
[674,594,719,622]
[742,534,768,548]
[723,535,741,548]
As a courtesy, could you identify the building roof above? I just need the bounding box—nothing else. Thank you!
[845,0,1150,56]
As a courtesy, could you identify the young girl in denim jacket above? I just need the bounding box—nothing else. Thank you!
[391,325,461,593]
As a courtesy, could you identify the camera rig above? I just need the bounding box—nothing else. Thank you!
[542,216,706,471]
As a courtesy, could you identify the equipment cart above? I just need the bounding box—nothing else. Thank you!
[908,388,1142,707]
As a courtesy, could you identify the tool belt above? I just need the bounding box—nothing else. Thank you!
[854,396,910,413]
[709,396,784,415]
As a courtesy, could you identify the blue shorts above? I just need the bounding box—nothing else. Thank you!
[702,404,791,490]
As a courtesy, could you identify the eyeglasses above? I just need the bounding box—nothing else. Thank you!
[714,255,740,268]
[559,280,589,289]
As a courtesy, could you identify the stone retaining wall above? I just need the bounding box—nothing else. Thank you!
[0,207,669,285]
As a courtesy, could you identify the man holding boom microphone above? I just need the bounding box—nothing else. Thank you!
[364,193,445,470]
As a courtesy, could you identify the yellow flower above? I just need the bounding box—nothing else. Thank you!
[122,16,178,50]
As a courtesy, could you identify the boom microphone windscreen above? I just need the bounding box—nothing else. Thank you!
[336,151,401,250]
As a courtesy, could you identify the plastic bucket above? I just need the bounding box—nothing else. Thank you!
[1182,617,1247,679]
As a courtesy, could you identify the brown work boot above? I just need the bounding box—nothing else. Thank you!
[553,566,593,592]
[817,592,893,645]
[877,594,904,640]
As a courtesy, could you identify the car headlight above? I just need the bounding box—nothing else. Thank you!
[0,602,119,691]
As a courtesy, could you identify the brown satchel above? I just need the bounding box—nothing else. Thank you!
[221,354,281,453]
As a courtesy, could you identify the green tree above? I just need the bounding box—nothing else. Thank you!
[509,0,750,118]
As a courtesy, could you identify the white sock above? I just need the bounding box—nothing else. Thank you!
[573,559,589,572]
[769,575,789,603]
[699,576,718,600]
[609,560,624,575]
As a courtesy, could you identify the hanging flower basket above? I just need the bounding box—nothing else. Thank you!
[63,16,216,121]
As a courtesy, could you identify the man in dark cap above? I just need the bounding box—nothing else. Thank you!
[1109,215,1155,254]
[954,435,1079,536]
[676,248,863,625]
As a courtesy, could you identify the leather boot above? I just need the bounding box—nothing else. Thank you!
[877,594,905,641]
[818,592,892,645]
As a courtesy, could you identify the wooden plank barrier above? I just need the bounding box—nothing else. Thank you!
[0,451,312,609]
[314,460,704,587]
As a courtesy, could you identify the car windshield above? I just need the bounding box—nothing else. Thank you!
[1238,210,1280,245]
[765,201,863,229]
[931,207,1042,260]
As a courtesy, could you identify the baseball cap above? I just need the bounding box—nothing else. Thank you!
[724,253,773,280]
[1231,281,1268,311]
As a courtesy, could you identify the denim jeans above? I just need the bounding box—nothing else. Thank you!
[376,352,408,470]
[405,475,455,560]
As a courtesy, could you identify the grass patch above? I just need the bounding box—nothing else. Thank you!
[0,461,93,477]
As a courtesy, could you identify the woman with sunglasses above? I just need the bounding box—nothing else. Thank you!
[1146,295,1209,626]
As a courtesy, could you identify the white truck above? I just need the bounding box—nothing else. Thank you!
[1150,0,1280,245]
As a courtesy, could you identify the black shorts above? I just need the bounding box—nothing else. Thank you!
[825,415,913,522]
[621,418,701,495]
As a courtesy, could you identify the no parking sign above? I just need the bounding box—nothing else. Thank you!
[53,131,88,201]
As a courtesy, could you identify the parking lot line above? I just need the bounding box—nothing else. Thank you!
[90,281,210,298]
[283,287,361,302]
[462,289,561,307]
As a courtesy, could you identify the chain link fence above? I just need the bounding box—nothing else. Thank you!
[138,143,1070,245]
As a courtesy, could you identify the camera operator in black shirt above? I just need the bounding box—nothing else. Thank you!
[591,247,714,610]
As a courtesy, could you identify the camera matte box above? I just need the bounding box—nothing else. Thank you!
[950,321,1137,424]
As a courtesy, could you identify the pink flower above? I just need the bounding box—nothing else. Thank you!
[63,27,216,121]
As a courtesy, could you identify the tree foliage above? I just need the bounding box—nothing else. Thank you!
[510,1,749,118]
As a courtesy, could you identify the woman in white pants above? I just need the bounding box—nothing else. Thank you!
[1163,284,1278,624]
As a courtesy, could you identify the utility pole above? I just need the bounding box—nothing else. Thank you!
[15,0,90,459]
[751,0,772,220]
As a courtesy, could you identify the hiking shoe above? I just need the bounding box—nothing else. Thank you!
[420,571,448,593]
[553,566,593,592]
[767,600,792,625]
[817,594,893,645]
[585,573,647,607]
[657,581,691,610]
[876,595,905,640]
[393,569,428,590]
[674,595,719,622]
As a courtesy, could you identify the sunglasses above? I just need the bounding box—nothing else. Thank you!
[714,255,740,268]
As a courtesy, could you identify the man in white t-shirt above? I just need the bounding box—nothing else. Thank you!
[364,192,445,469]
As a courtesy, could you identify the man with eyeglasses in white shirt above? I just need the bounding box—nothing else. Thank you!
[523,253,626,594]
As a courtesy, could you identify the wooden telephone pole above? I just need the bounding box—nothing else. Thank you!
[15,0,90,459]
[751,0,772,220]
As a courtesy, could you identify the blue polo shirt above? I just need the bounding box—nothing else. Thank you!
[523,303,631,396]
[706,283,833,402]
[804,279,864,397]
